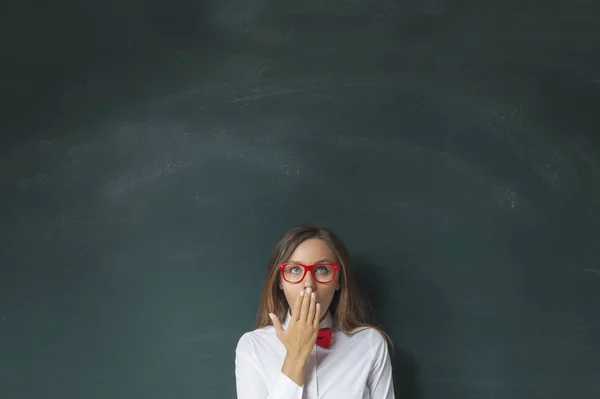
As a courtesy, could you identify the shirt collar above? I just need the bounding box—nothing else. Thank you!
[282,308,333,330]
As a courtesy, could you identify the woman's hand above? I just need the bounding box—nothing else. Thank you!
[270,287,320,360]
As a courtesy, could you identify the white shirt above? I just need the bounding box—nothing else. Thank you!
[235,310,395,399]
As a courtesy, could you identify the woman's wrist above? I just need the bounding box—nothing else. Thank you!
[281,351,308,386]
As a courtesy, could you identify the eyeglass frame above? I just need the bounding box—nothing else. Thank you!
[279,262,340,284]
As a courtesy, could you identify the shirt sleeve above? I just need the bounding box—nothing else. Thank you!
[366,331,395,399]
[235,334,305,399]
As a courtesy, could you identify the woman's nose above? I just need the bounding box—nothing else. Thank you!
[303,273,316,289]
[303,283,316,293]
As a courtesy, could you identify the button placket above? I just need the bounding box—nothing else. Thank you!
[305,346,317,397]
[313,345,320,397]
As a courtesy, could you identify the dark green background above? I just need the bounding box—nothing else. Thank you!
[1,1,599,398]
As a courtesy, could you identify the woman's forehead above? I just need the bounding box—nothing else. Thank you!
[287,238,335,264]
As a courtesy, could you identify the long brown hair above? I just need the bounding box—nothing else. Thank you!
[255,223,394,354]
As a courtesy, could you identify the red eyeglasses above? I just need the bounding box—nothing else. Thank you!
[279,262,340,284]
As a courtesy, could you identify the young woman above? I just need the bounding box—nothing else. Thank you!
[235,223,395,398]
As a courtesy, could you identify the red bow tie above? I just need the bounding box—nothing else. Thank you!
[316,328,332,349]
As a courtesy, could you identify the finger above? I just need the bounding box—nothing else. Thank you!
[300,288,311,322]
[307,291,316,323]
[290,289,304,324]
[270,313,283,336]
[313,303,320,329]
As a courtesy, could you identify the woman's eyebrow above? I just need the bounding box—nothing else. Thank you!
[288,258,333,264]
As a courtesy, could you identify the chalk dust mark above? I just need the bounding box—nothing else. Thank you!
[427,0,447,15]
[497,187,518,211]
[106,128,309,200]
[429,377,501,390]
[437,149,520,214]
[18,173,48,189]
[571,318,593,332]
[580,268,599,278]
[151,330,234,353]
[227,80,413,104]
[58,220,115,227]
[228,85,332,103]
[385,201,412,208]
[566,268,600,278]
[160,86,203,105]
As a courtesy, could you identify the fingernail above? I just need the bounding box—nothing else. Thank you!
[300,290,304,296]
[311,292,316,298]
[269,313,273,320]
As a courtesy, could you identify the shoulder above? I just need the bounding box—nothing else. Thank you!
[345,326,388,346]
[332,326,391,372]
[343,326,391,360]
[235,325,276,356]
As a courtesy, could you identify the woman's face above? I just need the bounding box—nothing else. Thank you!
[279,238,340,320]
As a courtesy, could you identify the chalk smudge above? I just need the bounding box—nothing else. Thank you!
[106,128,308,200]
[497,186,518,212]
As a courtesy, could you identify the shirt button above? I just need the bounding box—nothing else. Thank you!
[309,376,314,381]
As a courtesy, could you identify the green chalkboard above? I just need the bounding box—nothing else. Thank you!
[1,0,599,398]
